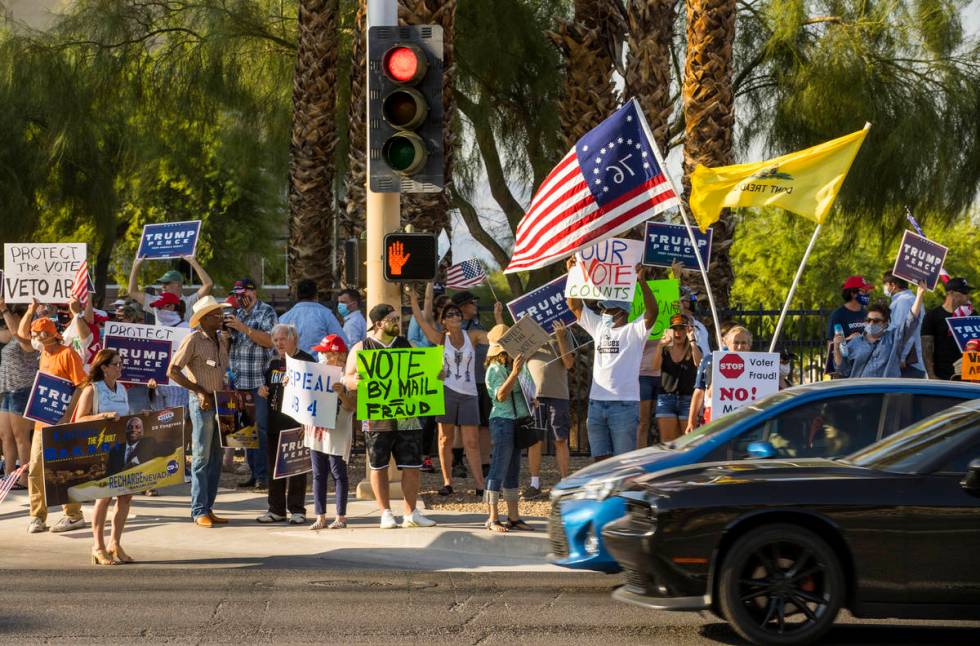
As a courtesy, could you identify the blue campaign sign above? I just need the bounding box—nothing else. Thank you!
[104,335,173,385]
[507,274,577,332]
[642,221,712,269]
[24,372,76,425]
[136,220,202,259]
[946,316,980,352]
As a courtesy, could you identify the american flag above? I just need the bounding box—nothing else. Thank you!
[505,99,679,273]
[0,464,27,507]
[906,209,972,316]
[71,260,95,305]
[446,259,487,289]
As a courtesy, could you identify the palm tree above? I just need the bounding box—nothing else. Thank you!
[341,0,368,252]
[288,0,340,297]
[625,0,678,154]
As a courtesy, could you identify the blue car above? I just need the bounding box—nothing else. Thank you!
[548,378,980,573]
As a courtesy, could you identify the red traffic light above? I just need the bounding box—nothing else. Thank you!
[382,44,427,84]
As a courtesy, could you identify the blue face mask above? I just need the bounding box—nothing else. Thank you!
[856,293,870,306]
[600,313,615,326]
[337,302,349,317]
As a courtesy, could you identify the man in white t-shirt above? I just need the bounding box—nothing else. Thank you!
[128,256,214,325]
[567,259,659,460]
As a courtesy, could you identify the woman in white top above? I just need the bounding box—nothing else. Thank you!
[73,349,133,566]
[409,290,493,497]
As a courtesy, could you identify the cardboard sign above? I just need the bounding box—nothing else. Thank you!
[946,316,980,352]
[356,347,445,420]
[2,243,86,303]
[891,230,948,291]
[628,278,681,339]
[214,390,259,449]
[23,372,77,425]
[710,351,781,417]
[642,221,713,269]
[282,356,341,428]
[564,238,643,301]
[41,408,185,505]
[103,321,191,346]
[136,220,202,259]
[273,427,312,479]
[498,316,551,358]
[507,274,576,332]
[963,351,980,381]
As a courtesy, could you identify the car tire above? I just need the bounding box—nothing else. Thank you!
[718,523,844,646]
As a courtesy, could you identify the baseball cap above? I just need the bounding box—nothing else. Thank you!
[150,292,182,308]
[965,339,980,352]
[233,277,257,293]
[30,317,60,338]
[451,291,478,306]
[669,314,688,328]
[312,334,348,353]
[369,303,396,324]
[598,300,631,312]
[842,275,874,291]
[946,277,973,294]
[156,270,184,285]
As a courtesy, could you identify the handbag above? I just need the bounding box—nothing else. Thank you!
[509,389,539,450]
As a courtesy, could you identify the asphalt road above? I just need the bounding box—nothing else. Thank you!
[1,570,978,645]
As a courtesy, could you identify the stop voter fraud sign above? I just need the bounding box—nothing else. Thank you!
[710,351,780,417]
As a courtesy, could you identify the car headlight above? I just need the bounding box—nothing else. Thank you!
[571,469,643,501]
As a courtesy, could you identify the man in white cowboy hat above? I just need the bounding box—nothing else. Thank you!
[167,296,232,528]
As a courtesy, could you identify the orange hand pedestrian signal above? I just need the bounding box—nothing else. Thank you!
[382,233,438,282]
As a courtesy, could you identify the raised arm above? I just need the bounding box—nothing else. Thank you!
[17,298,37,344]
[651,332,669,372]
[493,301,506,325]
[637,266,659,329]
[408,286,443,346]
[565,256,583,319]
[127,257,147,305]
[421,282,435,324]
[186,255,214,299]
[552,321,575,370]
[493,355,526,402]
[897,281,928,355]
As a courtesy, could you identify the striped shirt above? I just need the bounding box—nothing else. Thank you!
[170,329,230,394]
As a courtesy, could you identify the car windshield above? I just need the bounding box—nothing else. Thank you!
[668,390,798,450]
[840,404,980,474]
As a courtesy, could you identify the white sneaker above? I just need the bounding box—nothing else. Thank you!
[256,512,286,523]
[288,513,306,525]
[379,509,398,529]
[401,509,436,528]
[28,518,48,534]
[49,516,86,533]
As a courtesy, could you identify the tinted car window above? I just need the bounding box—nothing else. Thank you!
[936,438,980,474]
[886,394,968,436]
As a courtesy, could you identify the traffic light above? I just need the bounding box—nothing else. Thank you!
[383,233,438,282]
[368,25,443,193]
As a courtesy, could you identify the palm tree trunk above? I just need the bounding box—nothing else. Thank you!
[341,0,368,249]
[625,0,677,154]
[288,0,339,298]
[683,0,736,309]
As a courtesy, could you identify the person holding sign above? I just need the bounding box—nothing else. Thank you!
[922,277,974,380]
[256,324,313,525]
[834,282,928,379]
[651,315,703,443]
[566,259,660,460]
[882,273,926,378]
[128,256,214,325]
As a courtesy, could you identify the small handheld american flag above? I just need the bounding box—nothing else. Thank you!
[446,259,487,289]
[71,260,95,305]
[0,464,28,507]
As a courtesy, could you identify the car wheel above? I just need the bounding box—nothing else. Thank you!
[718,523,844,646]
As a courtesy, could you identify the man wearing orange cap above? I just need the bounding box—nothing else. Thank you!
[18,302,88,534]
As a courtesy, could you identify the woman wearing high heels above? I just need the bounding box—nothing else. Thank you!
[74,349,134,565]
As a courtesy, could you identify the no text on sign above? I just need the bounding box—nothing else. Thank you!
[383,233,438,282]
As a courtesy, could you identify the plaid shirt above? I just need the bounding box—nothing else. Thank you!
[229,300,278,389]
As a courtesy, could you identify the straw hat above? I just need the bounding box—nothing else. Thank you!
[486,323,510,358]
[189,295,232,328]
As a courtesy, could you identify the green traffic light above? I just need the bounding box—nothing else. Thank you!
[382,132,427,175]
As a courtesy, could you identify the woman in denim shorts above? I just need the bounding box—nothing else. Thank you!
[0,303,38,490]
[651,314,702,443]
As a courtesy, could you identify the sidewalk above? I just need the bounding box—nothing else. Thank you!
[0,481,571,572]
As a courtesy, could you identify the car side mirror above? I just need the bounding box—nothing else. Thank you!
[961,458,980,493]
[747,441,777,459]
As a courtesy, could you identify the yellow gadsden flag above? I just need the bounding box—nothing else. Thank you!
[689,125,869,232]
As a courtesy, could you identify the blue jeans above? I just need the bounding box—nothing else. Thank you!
[587,400,639,457]
[245,389,269,483]
[189,395,222,519]
[486,417,521,494]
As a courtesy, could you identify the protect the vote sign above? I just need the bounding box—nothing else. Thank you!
[565,238,643,302]
[3,243,86,304]
[642,221,712,269]
[102,322,190,385]
[282,356,341,428]
[946,316,980,352]
[507,274,576,332]
[136,220,202,259]
[356,347,445,421]
[273,427,312,480]
[710,351,780,417]
[891,230,948,291]
[24,372,76,425]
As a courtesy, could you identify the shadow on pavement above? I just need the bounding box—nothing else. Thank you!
[699,621,980,645]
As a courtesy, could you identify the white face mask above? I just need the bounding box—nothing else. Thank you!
[600,313,615,326]
[883,286,892,297]
[780,363,791,377]
[318,352,329,364]
[31,338,44,351]
[157,309,182,327]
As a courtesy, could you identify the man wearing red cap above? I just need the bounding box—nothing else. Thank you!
[824,276,873,377]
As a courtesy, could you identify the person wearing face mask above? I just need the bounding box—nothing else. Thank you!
[336,288,367,346]
[882,272,926,378]
[566,258,660,461]
[279,279,348,356]
[834,281,928,378]
[778,349,797,390]
[921,277,974,380]
[824,276,873,378]
[128,255,214,325]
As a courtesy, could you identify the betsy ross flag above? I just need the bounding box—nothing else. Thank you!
[446,259,487,289]
[71,260,95,304]
[505,99,678,273]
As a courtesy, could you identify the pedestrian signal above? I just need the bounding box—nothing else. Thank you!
[383,233,438,282]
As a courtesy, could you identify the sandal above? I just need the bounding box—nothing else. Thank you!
[143,489,158,497]
[506,518,535,532]
[328,519,347,529]
[437,485,454,496]
[485,519,509,533]
[309,517,327,531]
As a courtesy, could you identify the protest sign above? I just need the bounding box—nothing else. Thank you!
[41,408,185,505]
[3,243,86,303]
[282,356,341,428]
[642,221,713,269]
[963,351,980,381]
[946,316,980,352]
[273,427,312,479]
[214,390,259,449]
[710,351,781,417]
[564,238,643,302]
[356,347,445,420]
[498,316,551,358]
[102,322,190,385]
[628,278,681,339]
[23,372,76,426]
[507,274,576,332]
[891,230,948,291]
[136,220,202,259]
